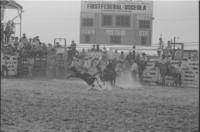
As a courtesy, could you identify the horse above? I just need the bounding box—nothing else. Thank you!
[136,59,147,83]
[152,61,181,87]
[95,59,117,89]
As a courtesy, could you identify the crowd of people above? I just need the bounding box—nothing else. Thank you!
[1,33,55,57]
[1,32,199,87]
[1,33,59,77]
[1,34,150,83]
[49,43,149,83]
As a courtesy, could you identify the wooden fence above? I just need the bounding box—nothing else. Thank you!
[143,60,199,88]
[6,55,18,76]
[2,54,199,88]
[181,61,199,88]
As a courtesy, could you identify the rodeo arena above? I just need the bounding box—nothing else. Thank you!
[1,0,199,132]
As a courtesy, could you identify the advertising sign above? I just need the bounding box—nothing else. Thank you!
[81,1,153,14]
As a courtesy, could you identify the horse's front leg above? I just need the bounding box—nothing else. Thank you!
[161,76,164,87]
[113,79,116,88]
[111,80,115,88]
[178,74,182,87]
[95,78,102,89]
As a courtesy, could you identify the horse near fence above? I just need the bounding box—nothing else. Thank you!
[143,59,199,88]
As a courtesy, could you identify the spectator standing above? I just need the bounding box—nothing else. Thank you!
[132,46,136,60]
[8,36,15,47]
[27,53,35,78]
[21,33,29,47]
[131,60,138,81]
[1,23,4,43]
[37,42,43,57]
[192,53,198,61]
[102,47,108,60]
[91,44,95,51]
[25,38,32,55]
[32,36,40,46]
[174,48,182,61]
[68,41,79,65]
[125,51,132,64]
[113,50,119,61]
[18,37,24,51]
[13,37,19,52]
[71,40,76,50]
[32,36,41,55]
[56,53,64,78]
[175,61,182,86]
[42,43,48,56]
[80,48,86,58]
[119,51,125,63]
[1,54,9,77]
[135,53,140,64]
[83,57,91,73]
[96,44,102,52]
[46,52,56,78]
[188,56,192,62]
[47,43,53,52]
[137,53,147,83]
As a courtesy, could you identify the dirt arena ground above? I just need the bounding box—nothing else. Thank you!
[1,79,199,132]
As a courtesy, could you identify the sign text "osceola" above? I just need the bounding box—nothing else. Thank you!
[87,4,147,11]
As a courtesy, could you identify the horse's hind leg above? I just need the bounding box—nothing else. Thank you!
[161,77,165,87]
[112,80,116,88]
[178,74,182,87]
[95,78,102,89]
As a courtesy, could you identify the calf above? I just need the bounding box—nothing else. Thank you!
[67,66,100,89]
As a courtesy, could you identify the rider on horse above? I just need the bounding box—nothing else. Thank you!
[138,53,148,83]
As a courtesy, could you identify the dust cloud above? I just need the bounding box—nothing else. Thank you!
[116,70,141,89]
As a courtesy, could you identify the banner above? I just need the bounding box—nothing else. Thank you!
[81,1,153,14]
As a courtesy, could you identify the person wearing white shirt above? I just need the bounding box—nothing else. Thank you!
[131,60,138,81]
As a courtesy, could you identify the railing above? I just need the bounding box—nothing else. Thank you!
[143,60,199,88]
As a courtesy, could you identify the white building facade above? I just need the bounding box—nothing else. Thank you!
[80,0,154,46]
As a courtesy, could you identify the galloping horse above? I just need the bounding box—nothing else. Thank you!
[136,59,147,83]
[95,60,117,88]
[152,61,181,87]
